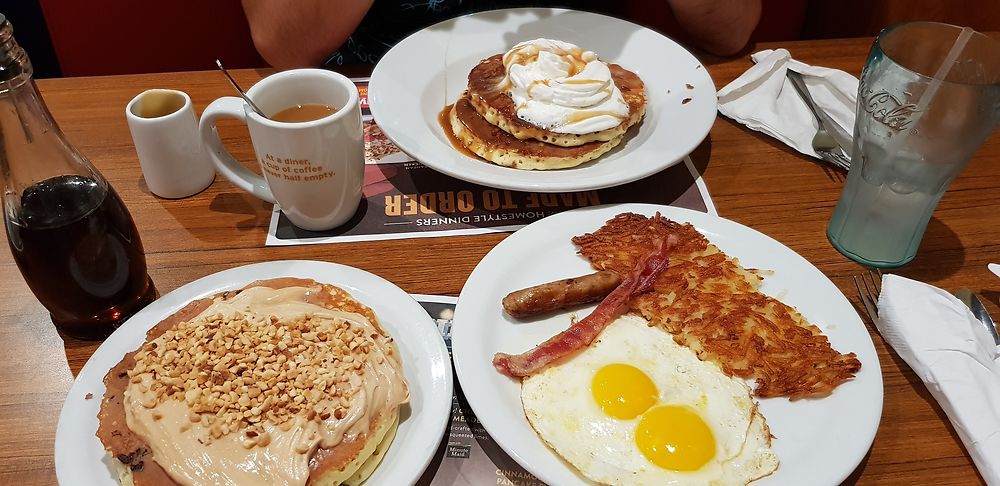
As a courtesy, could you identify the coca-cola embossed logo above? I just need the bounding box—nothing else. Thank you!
[860,81,919,131]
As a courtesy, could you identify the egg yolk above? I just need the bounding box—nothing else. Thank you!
[635,405,716,471]
[591,364,658,419]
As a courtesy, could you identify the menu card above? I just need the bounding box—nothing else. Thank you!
[411,295,546,486]
[264,79,715,246]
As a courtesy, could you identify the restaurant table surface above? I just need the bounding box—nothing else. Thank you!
[2,36,997,485]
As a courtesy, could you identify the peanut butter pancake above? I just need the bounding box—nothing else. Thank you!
[572,214,861,399]
[467,53,646,147]
[97,278,409,485]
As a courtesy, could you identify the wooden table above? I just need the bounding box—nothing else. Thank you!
[2,36,995,485]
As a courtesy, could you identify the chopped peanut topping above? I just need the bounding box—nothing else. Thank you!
[127,310,393,445]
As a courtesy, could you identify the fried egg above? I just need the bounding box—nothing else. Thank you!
[521,314,778,485]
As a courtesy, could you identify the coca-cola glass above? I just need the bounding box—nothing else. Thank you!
[828,22,1000,268]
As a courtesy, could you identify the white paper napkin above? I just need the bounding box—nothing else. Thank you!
[717,48,859,159]
[877,274,1000,484]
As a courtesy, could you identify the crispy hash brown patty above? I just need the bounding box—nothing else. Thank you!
[96,277,404,485]
[572,213,861,399]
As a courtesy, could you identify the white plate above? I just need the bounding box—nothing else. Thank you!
[368,8,716,193]
[452,204,883,485]
[55,260,452,486]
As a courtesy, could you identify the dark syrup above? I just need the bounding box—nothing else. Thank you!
[5,175,156,339]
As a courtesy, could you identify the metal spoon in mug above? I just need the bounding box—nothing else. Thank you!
[214,59,267,118]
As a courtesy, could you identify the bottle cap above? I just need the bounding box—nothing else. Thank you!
[0,14,31,84]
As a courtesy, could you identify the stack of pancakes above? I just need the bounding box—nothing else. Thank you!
[97,278,409,486]
[449,52,647,170]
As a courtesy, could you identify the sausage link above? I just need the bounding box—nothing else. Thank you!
[502,270,622,318]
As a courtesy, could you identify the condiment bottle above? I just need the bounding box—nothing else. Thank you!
[0,15,156,340]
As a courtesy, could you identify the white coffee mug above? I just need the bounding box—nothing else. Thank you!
[199,69,363,231]
[126,89,215,199]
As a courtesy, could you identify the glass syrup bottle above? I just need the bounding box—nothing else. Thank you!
[0,14,156,340]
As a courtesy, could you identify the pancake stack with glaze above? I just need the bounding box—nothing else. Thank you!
[96,278,409,486]
[449,39,647,170]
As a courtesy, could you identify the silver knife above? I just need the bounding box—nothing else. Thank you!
[786,70,855,160]
[953,288,1000,345]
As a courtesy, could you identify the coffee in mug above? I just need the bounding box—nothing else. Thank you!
[199,69,363,231]
[270,104,338,123]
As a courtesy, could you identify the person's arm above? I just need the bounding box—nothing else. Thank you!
[666,0,762,56]
[241,0,374,69]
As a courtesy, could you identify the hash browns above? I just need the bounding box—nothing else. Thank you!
[572,213,861,399]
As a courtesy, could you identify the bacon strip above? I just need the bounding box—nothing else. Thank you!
[493,234,677,377]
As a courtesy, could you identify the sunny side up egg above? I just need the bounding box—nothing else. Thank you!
[521,314,779,485]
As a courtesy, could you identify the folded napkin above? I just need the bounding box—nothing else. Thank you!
[717,48,859,159]
[877,274,1000,484]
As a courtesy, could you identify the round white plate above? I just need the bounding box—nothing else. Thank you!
[55,260,452,486]
[368,8,717,193]
[452,204,883,485]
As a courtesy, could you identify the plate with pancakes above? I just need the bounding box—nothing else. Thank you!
[55,260,452,486]
[368,8,716,193]
[451,204,883,485]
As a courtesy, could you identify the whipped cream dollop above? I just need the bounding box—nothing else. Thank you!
[501,39,629,134]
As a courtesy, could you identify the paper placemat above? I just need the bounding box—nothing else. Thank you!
[264,79,715,246]
[411,295,545,486]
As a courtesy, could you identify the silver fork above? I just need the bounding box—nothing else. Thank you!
[855,269,1000,344]
[787,71,852,171]
[816,145,852,171]
[854,268,882,324]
